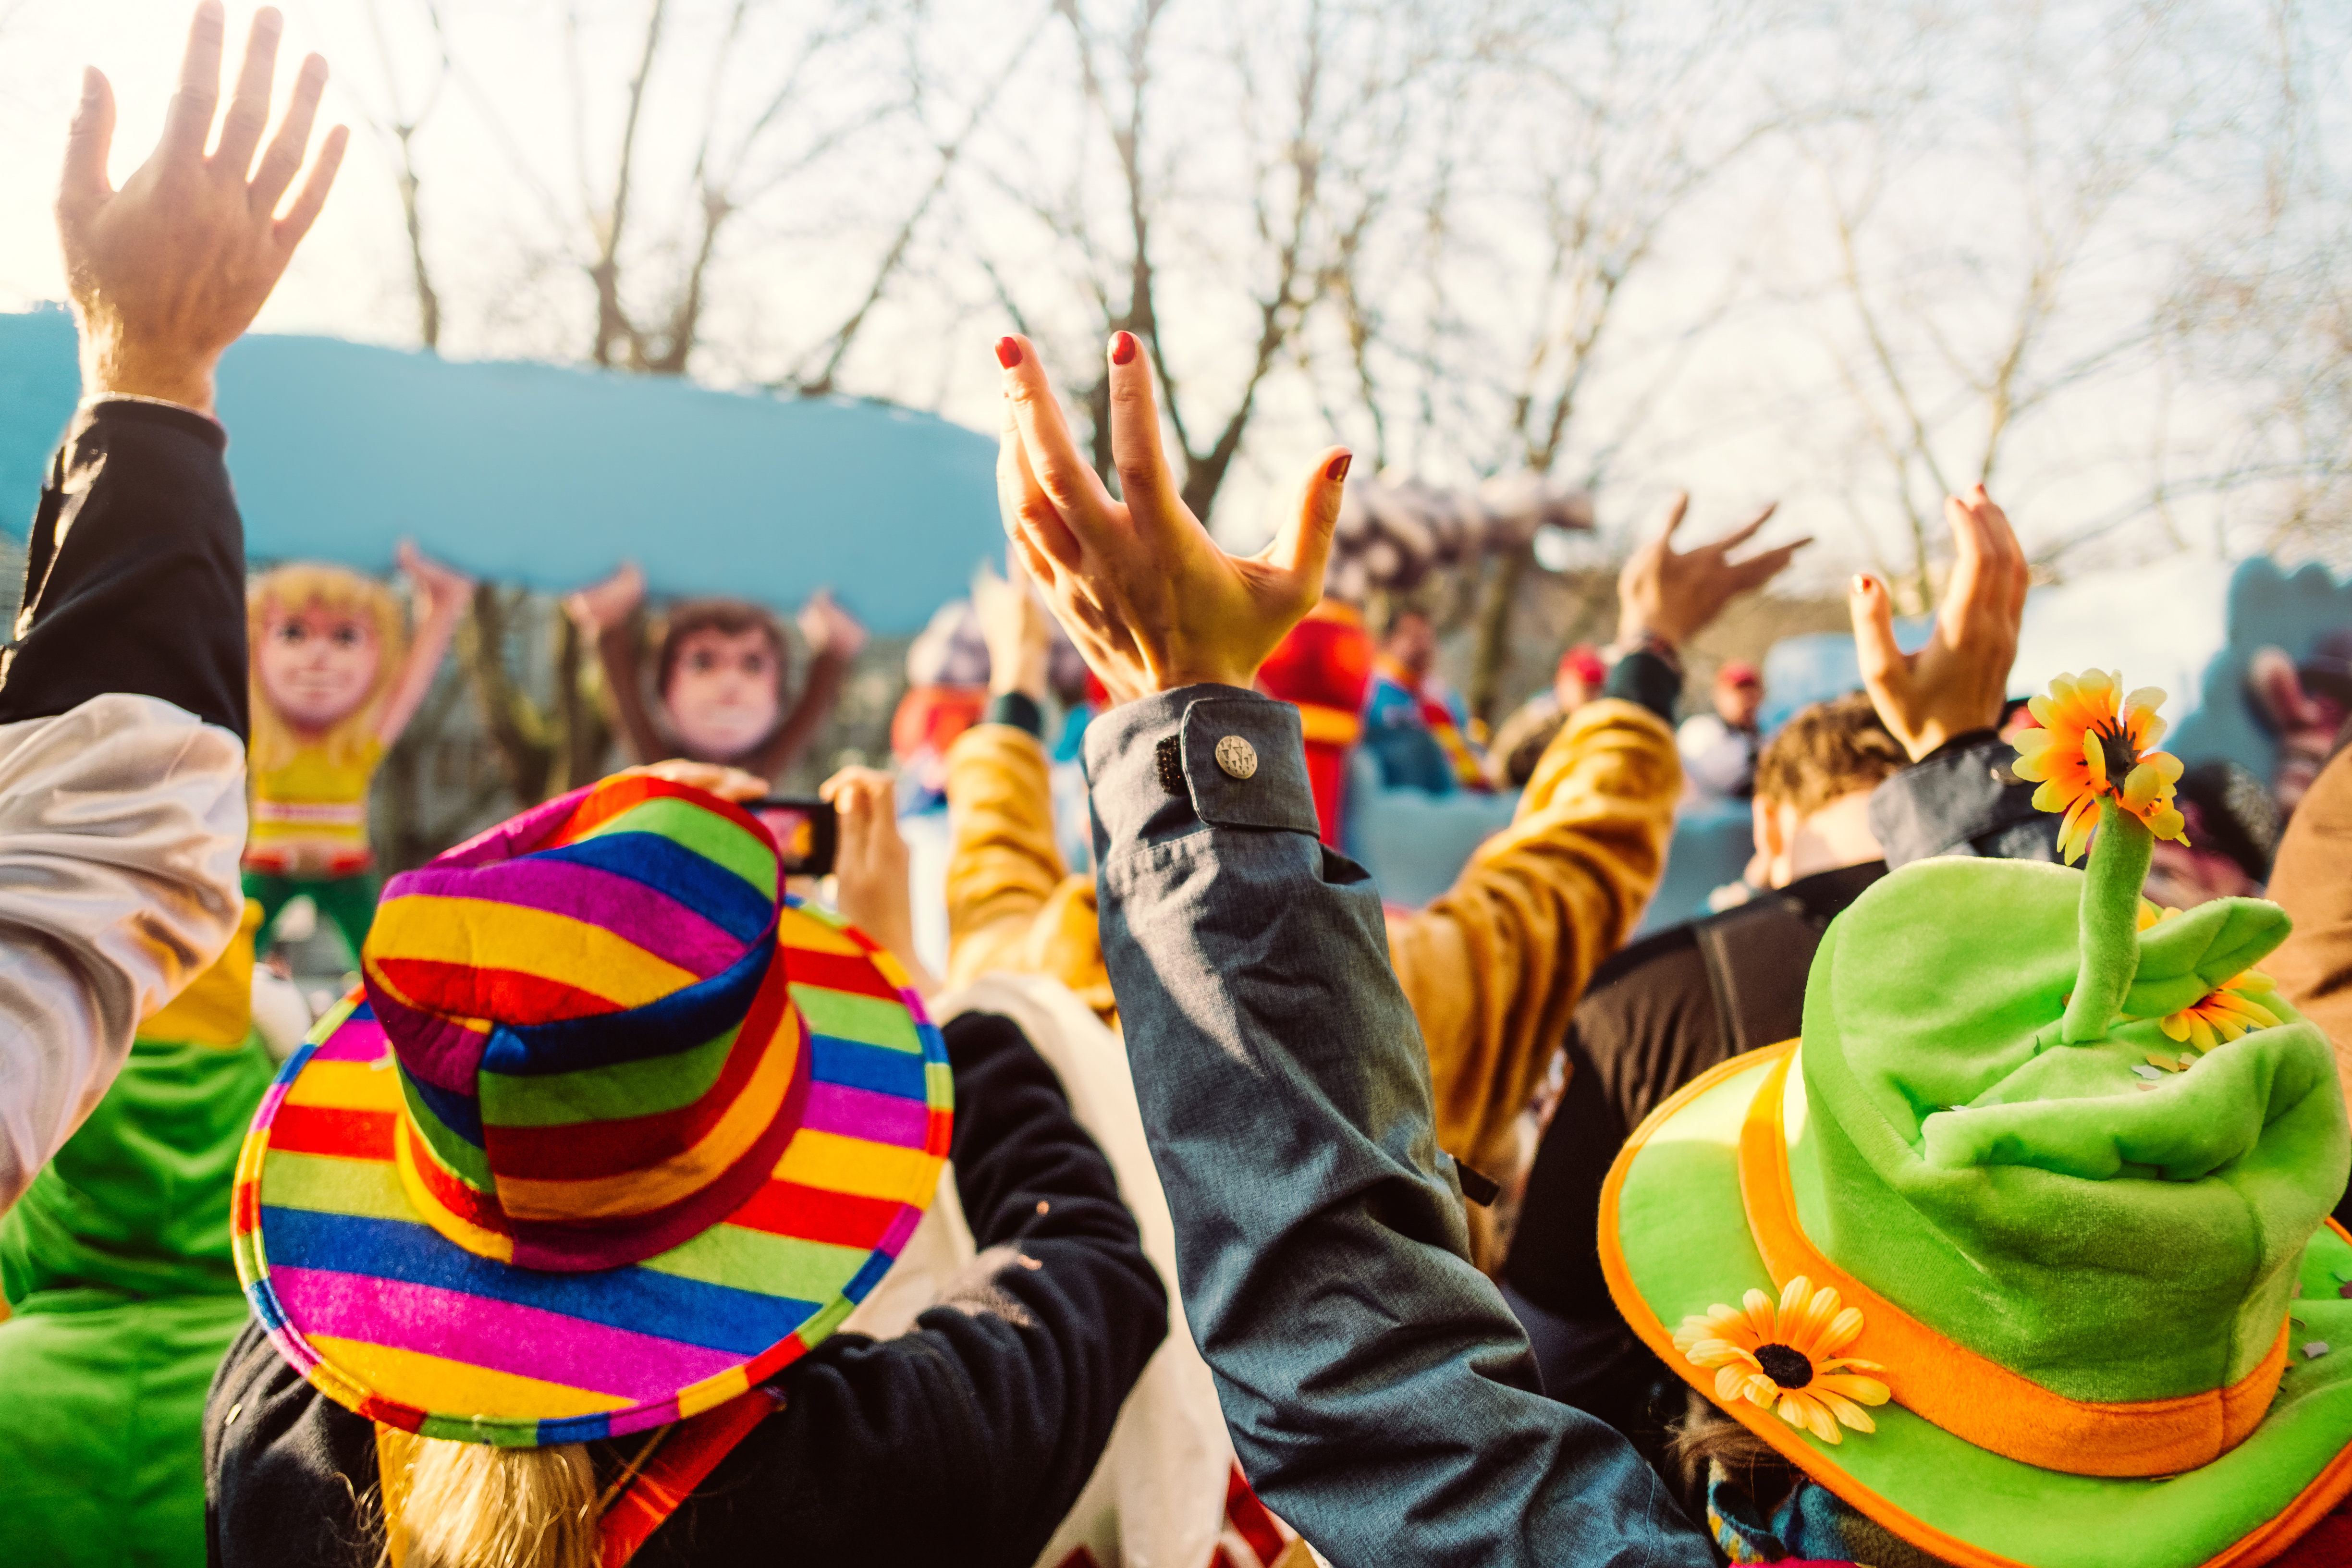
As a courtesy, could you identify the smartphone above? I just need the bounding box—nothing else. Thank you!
[749,796,838,878]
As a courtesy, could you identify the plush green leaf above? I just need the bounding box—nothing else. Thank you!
[2122,897,2291,1019]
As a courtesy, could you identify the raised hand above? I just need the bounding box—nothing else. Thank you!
[564,563,646,638]
[1615,493,1808,652]
[1849,483,2029,761]
[798,589,868,661]
[396,540,474,614]
[819,766,935,995]
[973,552,1053,702]
[58,3,348,416]
[996,331,1350,705]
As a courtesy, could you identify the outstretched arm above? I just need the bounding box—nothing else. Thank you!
[0,1,344,1209]
[945,555,1089,995]
[565,563,668,764]
[1000,330,1712,1567]
[374,541,470,746]
[742,590,864,781]
[1395,494,1804,1197]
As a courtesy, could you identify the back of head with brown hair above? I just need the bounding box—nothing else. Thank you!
[1752,691,1907,819]
[654,599,789,696]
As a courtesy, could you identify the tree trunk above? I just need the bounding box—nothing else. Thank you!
[1466,543,1531,728]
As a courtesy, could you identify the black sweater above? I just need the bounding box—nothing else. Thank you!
[3,399,248,739]
[203,1011,1166,1568]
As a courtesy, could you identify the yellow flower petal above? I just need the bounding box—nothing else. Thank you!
[2149,806,2188,844]
[1715,1364,1750,1404]
[2145,749,2185,784]
[2122,764,2159,811]
[1823,1307,1865,1356]
[2160,1013,2192,1041]
[2190,1016,2217,1053]
[1742,1289,1776,1344]
[2028,694,2060,728]
[1815,1372,1891,1405]
[1815,1389,1879,1433]
[2123,685,2166,716]
[2081,728,2108,787]
[2135,713,2169,749]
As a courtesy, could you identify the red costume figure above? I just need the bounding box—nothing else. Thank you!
[1256,598,1374,845]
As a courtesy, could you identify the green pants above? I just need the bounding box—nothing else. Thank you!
[243,869,379,968]
[0,1292,252,1568]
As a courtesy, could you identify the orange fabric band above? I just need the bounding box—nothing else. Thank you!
[1295,702,1363,748]
[1740,1047,2290,1478]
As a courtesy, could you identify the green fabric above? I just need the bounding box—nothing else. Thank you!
[0,1033,275,1568]
[244,867,379,967]
[0,1291,254,1568]
[1615,1054,2352,1568]
[1801,854,2349,1403]
[2062,798,2154,1042]
[3,1035,277,1303]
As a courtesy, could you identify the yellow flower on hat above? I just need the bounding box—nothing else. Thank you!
[2162,968,2283,1054]
[2011,671,2188,863]
[1674,1276,1890,1444]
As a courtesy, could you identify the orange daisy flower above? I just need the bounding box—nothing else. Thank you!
[2162,968,2282,1053]
[2010,670,2187,862]
[1673,1275,1890,1444]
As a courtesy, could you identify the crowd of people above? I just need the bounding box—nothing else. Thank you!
[7,8,2352,1568]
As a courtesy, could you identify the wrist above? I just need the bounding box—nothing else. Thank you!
[81,334,218,418]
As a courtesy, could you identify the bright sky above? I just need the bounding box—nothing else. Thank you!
[1,0,2343,586]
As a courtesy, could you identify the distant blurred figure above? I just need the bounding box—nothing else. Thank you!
[1677,659,1764,799]
[1257,597,1376,844]
[891,597,992,812]
[2247,627,2352,817]
[2144,758,2281,909]
[1363,608,1487,794]
[1487,644,1607,791]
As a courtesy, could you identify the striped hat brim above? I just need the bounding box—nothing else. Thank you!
[231,899,951,1447]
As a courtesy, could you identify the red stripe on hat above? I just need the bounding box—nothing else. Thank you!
[1226,1465,1286,1565]
[783,947,902,1002]
[373,957,628,1024]
[270,1102,399,1161]
[481,963,797,1182]
[547,774,773,856]
[724,1179,904,1250]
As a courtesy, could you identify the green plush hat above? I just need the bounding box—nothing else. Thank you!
[1602,671,2352,1568]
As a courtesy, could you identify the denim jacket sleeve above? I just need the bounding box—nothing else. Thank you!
[1084,686,1711,1568]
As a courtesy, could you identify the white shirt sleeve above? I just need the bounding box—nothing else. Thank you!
[0,693,246,1212]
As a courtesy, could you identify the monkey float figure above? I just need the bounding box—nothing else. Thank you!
[567,560,867,778]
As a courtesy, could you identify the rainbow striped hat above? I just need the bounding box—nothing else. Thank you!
[230,774,951,1446]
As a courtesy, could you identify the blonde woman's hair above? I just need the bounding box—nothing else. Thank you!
[247,564,410,775]
[376,1427,598,1568]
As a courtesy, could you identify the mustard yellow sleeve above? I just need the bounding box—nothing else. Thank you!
[943,723,1122,1026]
[1388,697,1681,1181]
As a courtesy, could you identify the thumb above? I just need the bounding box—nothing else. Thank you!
[1264,448,1351,596]
[58,67,115,223]
[1849,573,1907,698]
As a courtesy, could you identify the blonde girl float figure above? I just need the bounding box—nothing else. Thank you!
[244,543,471,963]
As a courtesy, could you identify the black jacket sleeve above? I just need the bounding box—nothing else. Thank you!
[2,400,247,739]
[1868,729,2060,867]
[654,1009,1166,1567]
[203,1011,1165,1568]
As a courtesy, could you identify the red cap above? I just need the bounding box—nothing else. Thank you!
[1717,660,1762,689]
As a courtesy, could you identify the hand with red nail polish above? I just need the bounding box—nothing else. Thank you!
[1849,483,2030,760]
[992,330,1350,705]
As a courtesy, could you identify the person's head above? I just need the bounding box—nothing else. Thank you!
[1715,660,1764,730]
[1381,609,1437,682]
[656,600,789,761]
[247,564,407,771]
[1749,692,1905,889]
[1555,644,1605,712]
[230,773,953,1568]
